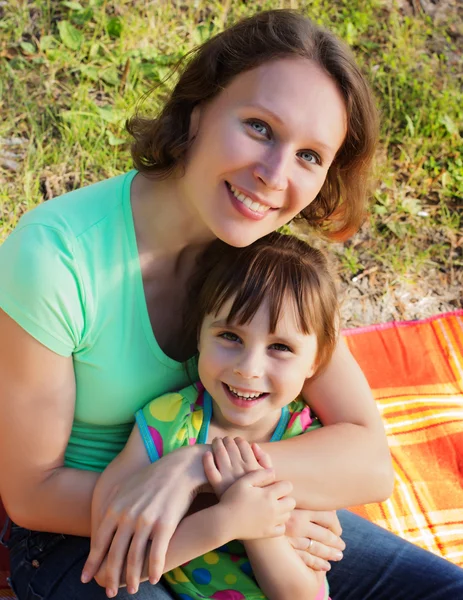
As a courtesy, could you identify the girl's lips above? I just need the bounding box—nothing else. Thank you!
[225,182,273,221]
[222,382,269,408]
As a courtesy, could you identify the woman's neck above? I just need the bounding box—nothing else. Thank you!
[130,171,215,260]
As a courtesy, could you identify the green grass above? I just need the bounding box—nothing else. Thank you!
[1,0,461,315]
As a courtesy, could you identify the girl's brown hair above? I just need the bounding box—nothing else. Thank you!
[128,9,379,240]
[184,232,339,377]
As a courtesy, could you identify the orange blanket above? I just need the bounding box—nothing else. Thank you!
[1,310,462,595]
[346,310,463,568]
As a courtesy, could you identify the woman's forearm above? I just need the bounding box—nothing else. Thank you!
[10,466,98,536]
[263,338,393,510]
[244,537,324,600]
[261,423,393,510]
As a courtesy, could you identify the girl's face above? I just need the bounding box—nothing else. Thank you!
[197,296,318,439]
[179,57,347,247]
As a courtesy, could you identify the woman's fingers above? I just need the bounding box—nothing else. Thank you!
[310,509,343,537]
[82,518,117,582]
[148,520,174,585]
[294,549,331,572]
[125,525,152,594]
[103,524,134,596]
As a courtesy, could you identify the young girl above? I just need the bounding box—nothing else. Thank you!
[91,232,338,599]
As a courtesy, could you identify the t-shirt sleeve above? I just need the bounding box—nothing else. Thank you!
[135,393,192,462]
[282,397,323,440]
[0,222,86,356]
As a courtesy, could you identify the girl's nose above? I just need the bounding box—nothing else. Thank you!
[233,350,265,379]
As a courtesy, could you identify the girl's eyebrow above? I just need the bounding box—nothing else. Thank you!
[209,319,229,328]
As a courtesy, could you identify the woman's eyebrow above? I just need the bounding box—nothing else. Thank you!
[244,102,337,155]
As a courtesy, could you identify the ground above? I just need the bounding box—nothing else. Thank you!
[0,0,461,328]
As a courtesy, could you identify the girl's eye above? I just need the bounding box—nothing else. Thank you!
[246,120,270,138]
[219,331,241,343]
[297,150,321,166]
[270,343,292,353]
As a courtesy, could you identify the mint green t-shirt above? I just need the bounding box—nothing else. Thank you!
[0,170,195,472]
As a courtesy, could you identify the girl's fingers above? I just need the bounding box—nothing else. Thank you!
[251,442,273,470]
[222,436,242,465]
[278,495,297,513]
[203,450,222,487]
[234,437,259,468]
[212,437,232,471]
[268,479,293,499]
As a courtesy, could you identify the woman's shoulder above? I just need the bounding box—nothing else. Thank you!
[16,170,136,239]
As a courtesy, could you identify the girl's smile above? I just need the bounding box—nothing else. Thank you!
[198,296,318,441]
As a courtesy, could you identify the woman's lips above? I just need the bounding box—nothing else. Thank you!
[225,182,271,221]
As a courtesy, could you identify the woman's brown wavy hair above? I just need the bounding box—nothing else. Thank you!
[127,9,379,241]
[184,232,339,378]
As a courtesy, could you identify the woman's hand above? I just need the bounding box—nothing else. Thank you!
[82,444,206,597]
[286,508,345,571]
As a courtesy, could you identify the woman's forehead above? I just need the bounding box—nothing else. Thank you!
[214,57,347,153]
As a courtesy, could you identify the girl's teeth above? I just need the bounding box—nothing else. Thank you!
[227,384,263,399]
[230,185,270,214]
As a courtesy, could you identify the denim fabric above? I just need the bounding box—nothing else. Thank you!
[5,511,463,599]
[327,510,463,599]
[6,523,174,600]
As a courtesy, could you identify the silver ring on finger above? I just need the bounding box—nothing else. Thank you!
[307,538,313,551]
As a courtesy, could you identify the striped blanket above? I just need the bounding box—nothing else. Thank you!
[1,310,462,595]
[347,310,463,567]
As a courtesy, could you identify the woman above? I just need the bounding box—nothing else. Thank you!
[0,9,461,600]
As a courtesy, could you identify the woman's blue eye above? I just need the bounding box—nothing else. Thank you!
[247,120,269,137]
[298,150,320,165]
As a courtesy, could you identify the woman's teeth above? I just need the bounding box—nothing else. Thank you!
[227,384,263,399]
[229,184,270,214]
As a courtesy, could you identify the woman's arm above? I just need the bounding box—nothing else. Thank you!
[260,339,394,509]
[0,309,98,536]
[244,537,326,600]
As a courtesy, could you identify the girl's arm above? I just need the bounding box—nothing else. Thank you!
[260,338,394,509]
[91,430,290,596]
[244,537,326,600]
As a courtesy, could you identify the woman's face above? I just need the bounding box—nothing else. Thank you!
[179,57,347,247]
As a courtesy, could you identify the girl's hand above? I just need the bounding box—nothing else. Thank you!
[220,468,296,540]
[286,508,346,571]
[203,436,271,498]
[82,445,205,596]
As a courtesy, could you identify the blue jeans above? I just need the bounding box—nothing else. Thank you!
[3,510,463,599]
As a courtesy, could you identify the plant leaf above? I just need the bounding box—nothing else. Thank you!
[58,20,83,51]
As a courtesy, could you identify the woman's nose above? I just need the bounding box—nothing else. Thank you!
[253,148,290,191]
